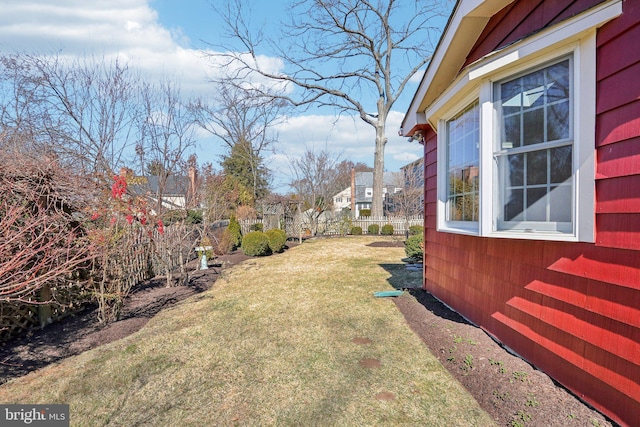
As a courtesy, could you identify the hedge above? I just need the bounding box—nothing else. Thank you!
[241,231,270,256]
[265,228,287,253]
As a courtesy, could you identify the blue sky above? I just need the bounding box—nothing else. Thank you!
[0,0,434,193]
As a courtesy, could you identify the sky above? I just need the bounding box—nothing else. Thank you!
[0,0,434,193]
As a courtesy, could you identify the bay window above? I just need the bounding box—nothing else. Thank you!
[434,29,597,242]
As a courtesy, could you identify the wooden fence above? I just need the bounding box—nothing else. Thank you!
[350,216,424,236]
[0,223,201,342]
[241,215,424,238]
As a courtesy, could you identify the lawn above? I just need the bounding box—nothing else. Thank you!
[0,236,495,426]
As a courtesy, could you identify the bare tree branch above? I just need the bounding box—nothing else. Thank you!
[207,0,450,216]
[0,148,95,302]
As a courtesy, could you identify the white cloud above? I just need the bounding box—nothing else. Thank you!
[0,0,214,94]
[0,0,423,193]
[410,68,426,84]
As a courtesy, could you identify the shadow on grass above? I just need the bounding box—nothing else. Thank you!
[379,263,470,325]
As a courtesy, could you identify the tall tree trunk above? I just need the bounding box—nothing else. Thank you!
[372,123,387,218]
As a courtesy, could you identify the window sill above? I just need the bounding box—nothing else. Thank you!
[487,230,579,242]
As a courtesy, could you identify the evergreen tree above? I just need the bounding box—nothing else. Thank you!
[220,138,270,203]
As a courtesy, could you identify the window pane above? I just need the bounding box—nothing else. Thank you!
[446,101,479,222]
[527,150,547,185]
[549,185,572,222]
[496,57,573,231]
[548,101,570,141]
[503,115,521,148]
[522,69,546,110]
[526,187,548,221]
[504,188,523,221]
[501,79,523,115]
[550,146,572,183]
[546,61,570,102]
[508,153,524,186]
[523,108,544,145]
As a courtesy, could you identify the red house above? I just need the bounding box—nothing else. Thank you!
[401,1,639,425]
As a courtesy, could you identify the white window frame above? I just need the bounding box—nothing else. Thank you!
[439,96,481,235]
[428,1,622,242]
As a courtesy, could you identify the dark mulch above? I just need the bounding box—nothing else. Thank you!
[366,240,405,247]
[0,242,617,426]
[395,290,616,427]
[0,249,252,383]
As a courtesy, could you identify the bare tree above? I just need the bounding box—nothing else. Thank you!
[138,80,198,215]
[288,147,343,235]
[388,160,423,227]
[0,54,141,179]
[192,83,284,203]
[208,0,450,217]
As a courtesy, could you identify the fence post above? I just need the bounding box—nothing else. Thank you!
[38,284,52,327]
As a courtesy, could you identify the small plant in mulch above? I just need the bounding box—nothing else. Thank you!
[462,354,474,372]
[512,371,529,383]
[511,410,532,427]
[526,394,539,408]
[493,390,510,402]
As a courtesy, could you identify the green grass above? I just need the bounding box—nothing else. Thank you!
[0,236,495,426]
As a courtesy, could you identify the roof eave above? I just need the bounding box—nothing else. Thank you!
[400,0,514,137]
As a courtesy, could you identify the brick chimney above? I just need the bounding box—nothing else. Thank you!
[188,166,198,206]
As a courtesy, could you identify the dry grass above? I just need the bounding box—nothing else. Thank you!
[0,236,495,426]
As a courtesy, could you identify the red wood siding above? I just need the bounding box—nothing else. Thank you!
[422,2,640,425]
[463,0,606,68]
[595,0,640,256]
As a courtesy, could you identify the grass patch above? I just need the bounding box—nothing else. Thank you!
[0,236,495,426]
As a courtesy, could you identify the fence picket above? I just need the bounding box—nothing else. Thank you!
[241,215,423,237]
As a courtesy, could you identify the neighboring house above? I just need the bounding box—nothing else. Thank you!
[333,171,399,217]
[129,168,199,215]
[401,1,638,425]
[393,157,425,215]
[332,187,352,213]
[400,156,424,190]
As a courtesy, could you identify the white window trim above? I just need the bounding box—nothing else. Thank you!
[428,1,622,242]
[437,93,481,236]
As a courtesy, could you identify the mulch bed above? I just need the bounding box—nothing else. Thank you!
[395,290,616,427]
[0,243,616,426]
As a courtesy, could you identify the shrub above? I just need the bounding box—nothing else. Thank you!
[186,210,203,225]
[161,209,186,225]
[265,228,287,253]
[409,225,424,235]
[216,228,235,255]
[405,233,424,261]
[227,216,242,250]
[338,215,353,236]
[250,222,264,232]
[241,231,271,256]
[351,226,363,235]
[359,209,371,217]
[367,224,379,235]
[381,224,394,235]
